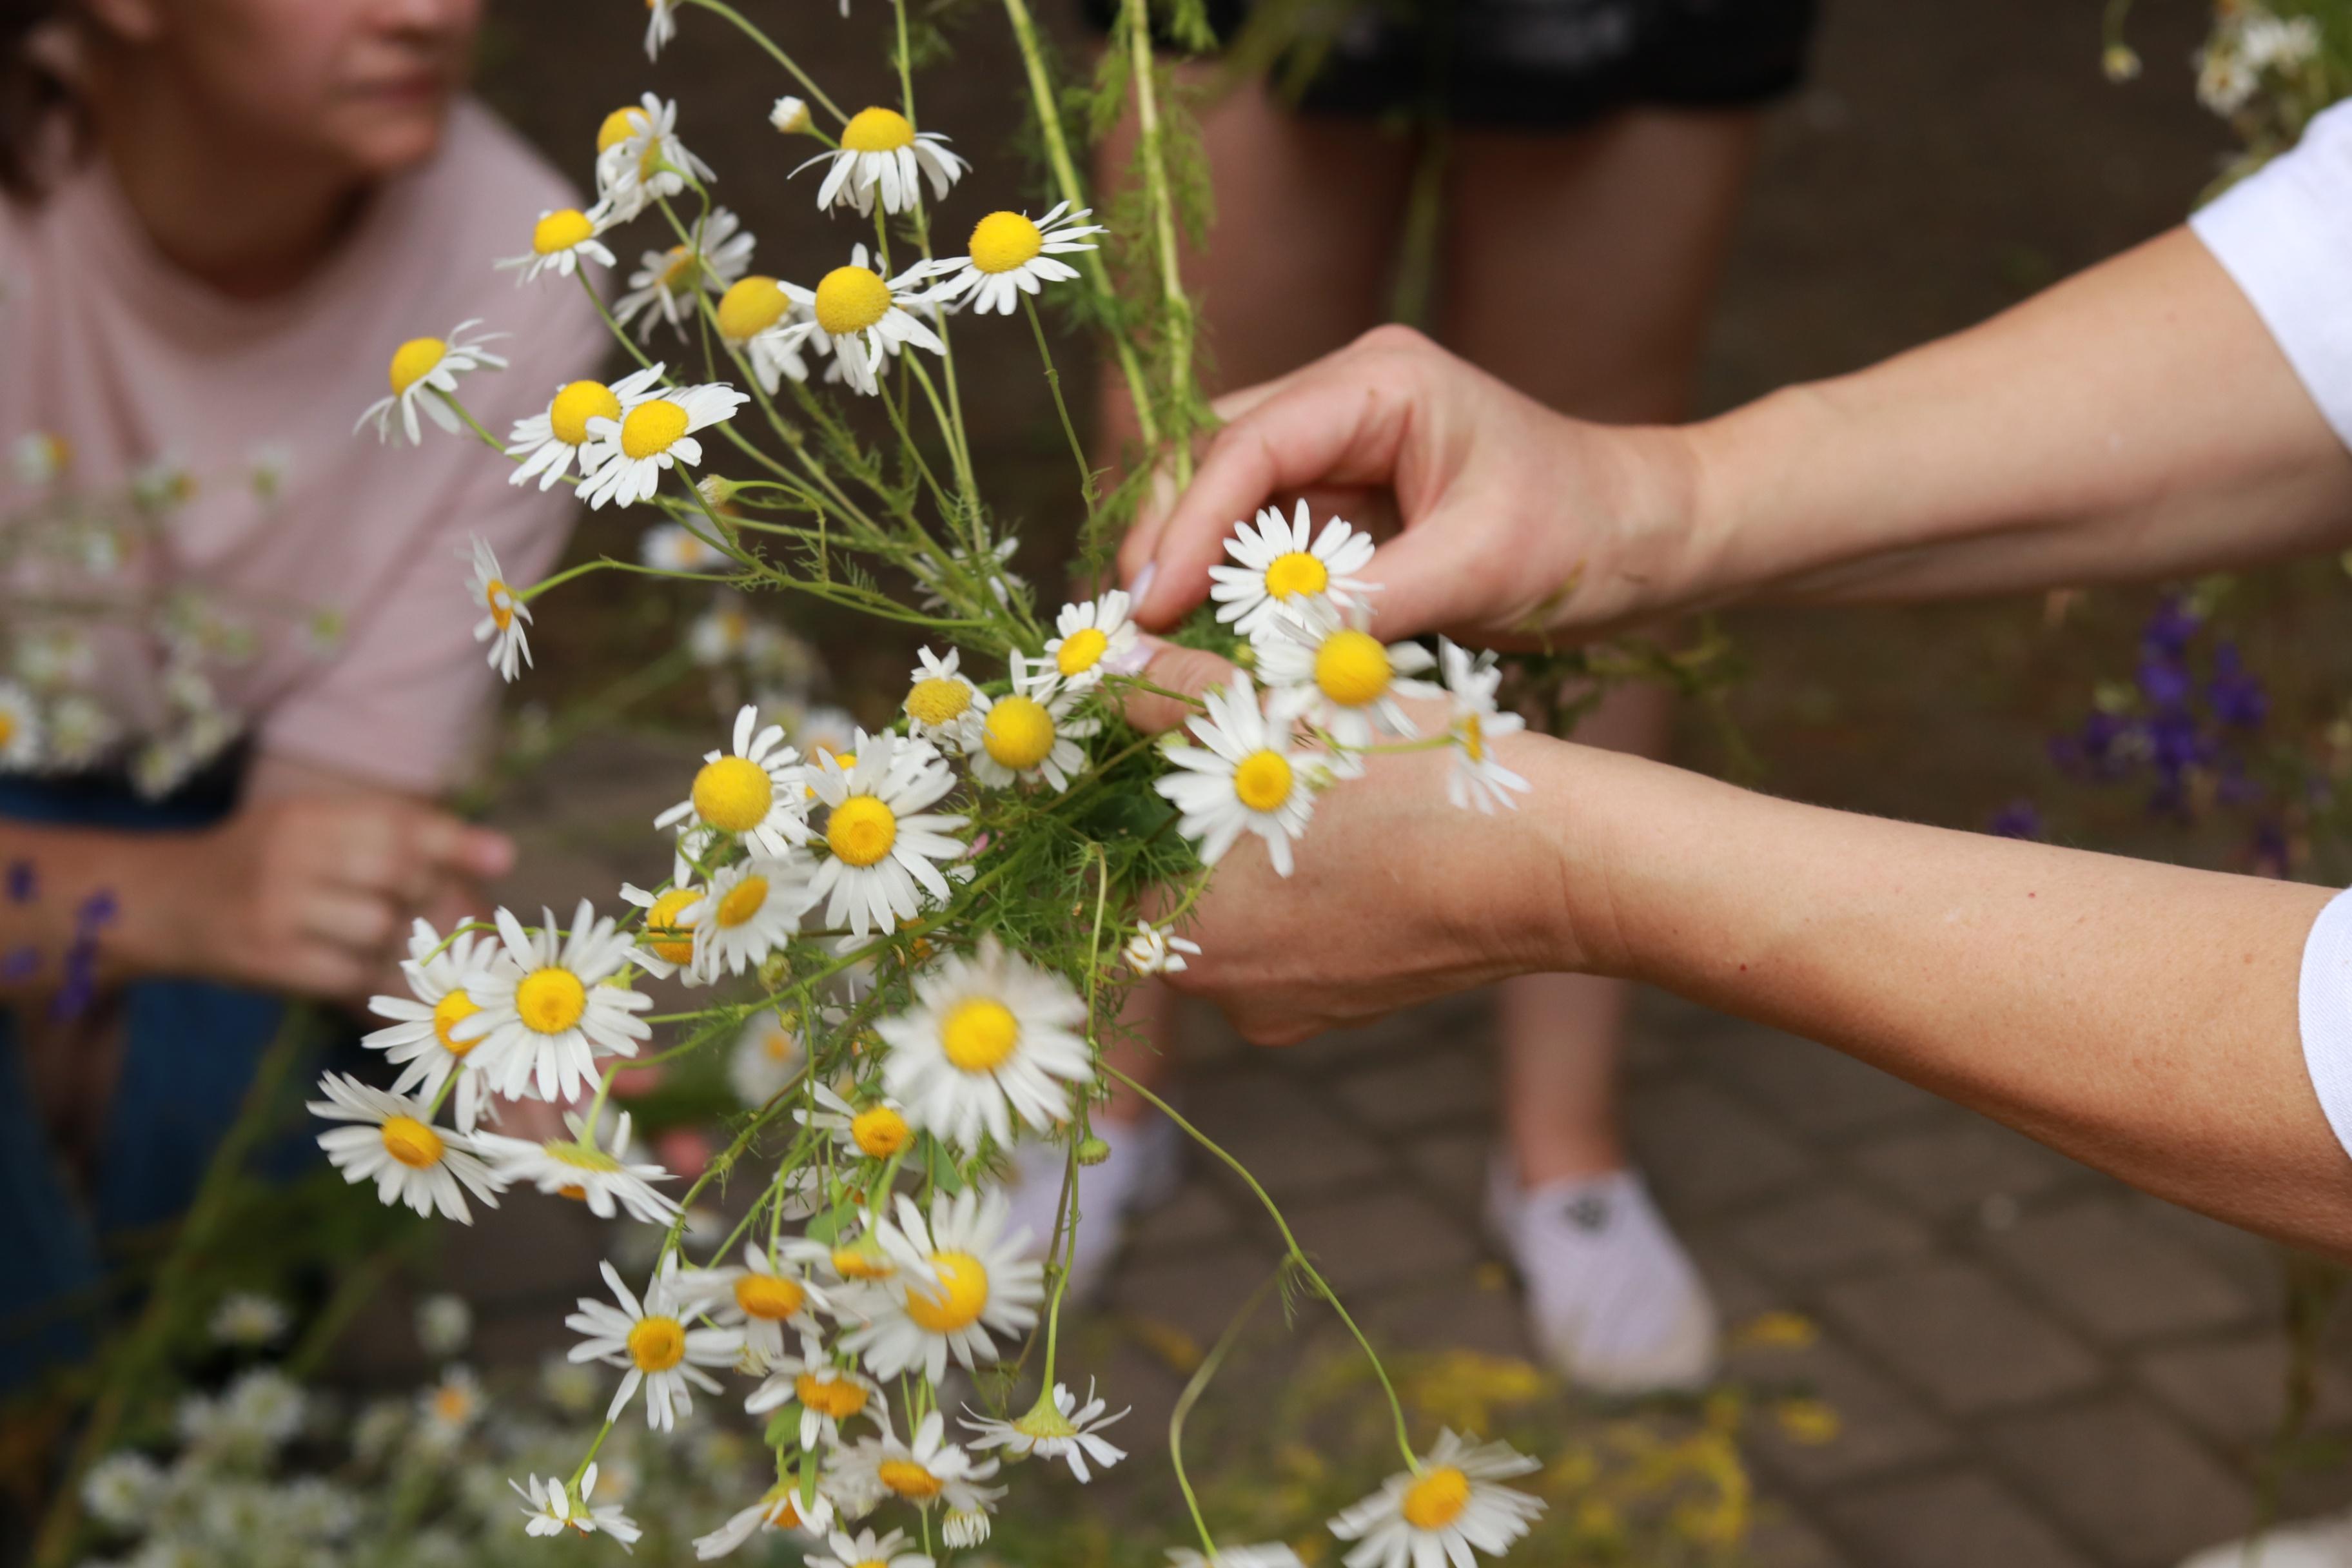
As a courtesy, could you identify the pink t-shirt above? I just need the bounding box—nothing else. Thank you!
[0,99,603,794]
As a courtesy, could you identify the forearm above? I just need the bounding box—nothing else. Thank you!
[0,819,213,996]
[1534,741,2352,1256]
[1680,229,2352,609]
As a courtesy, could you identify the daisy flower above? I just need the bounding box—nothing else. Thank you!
[689,1242,832,1361]
[961,1380,1128,1482]
[593,93,715,224]
[614,206,756,345]
[567,1259,742,1432]
[466,536,533,682]
[473,1109,680,1224]
[1166,1549,1307,1568]
[686,854,818,978]
[804,731,967,939]
[617,853,707,985]
[642,520,732,573]
[208,1291,290,1348]
[79,1453,162,1532]
[644,0,678,58]
[770,96,813,135]
[1123,920,1201,977]
[772,244,946,398]
[578,382,750,510]
[693,1480,833,1560]
[968,656,1099,793]
[1154,673,1320,876]
[1042,589,1141,691]
[830,1411,1001,1517]
[901,645,983,752]
[416,1364,483,1446]
[355,320,506,446]
[496,207,616,285]
[654,703,810,856]
[1327,1431,1545,1568]
[505,362,665,491]
[308,1073,502,1223]
[460,900,656,1104]
[1257,610,1440,755]
[795,1082,914,1162]
[914,532,1027,614]
[842,1189,1042,1383]
[729,1010,803,1106]
[1436,640,1531,813]
[43,694,113,772]
[0,682,43,770]
[745,1331,883,1449]
[716,275,812,393]
[876,937,1091,1152]
[797,105,967,216]
[808,1527,934,1568]
[929,202,1105,316]
[514,1464,642,1546]
[11,432,69,486]
[364,917,500,1133]
[1210,500,1378,643]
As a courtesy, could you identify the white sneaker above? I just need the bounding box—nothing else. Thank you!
[2179,1514,2352,1568]
[1485,1157,1719,1396]
[1003,1116,1182,1308]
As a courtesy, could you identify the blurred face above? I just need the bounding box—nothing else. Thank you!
[101,0,480,176]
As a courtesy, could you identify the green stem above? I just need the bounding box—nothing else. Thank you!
[1122,0,1199,485]
[1170,1270,1283,1560]
[681,0,848,123]
[1026,294,1099,516]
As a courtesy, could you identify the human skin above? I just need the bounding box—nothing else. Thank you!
[1116,226,2352,1259]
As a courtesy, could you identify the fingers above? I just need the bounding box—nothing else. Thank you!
[301,888,400,953]
[323,805,514,899]
[1118,643,1239,736]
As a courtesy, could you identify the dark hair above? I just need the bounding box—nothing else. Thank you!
[1,0,82,202]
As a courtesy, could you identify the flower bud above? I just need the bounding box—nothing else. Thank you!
[770,96,812,135]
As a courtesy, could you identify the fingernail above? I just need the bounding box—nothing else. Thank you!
[1128,560,1157,604]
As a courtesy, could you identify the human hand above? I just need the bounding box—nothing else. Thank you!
[1117,326,1708,648]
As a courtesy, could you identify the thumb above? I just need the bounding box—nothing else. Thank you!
[1119,642,1239,736]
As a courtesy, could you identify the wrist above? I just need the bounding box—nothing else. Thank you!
[1676,382,1836,612]
[113,828,222,980]
[1504,736,1638,981]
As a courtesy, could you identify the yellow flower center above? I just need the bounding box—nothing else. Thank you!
[968,210,1044,275]
[596,106,649,153]
[644,888,700,964]
[1401,1466,1471,1531]
[831,1245,894,1280]
[1232,750,1294,813]
[1262,550,1328,601]
[549,380,622,447]
[715,875,770,928]
[432,990,482,1056]
[940,998,1019,1073]
[877,1460,942,1500]
[814,266,892,337]
[533,208,595,256]
[380,1115,444,1169]
[756,1485,808,1529]
[905,676,972,727]
[625,1315,686,1373]
[851,1104,911,1158]
[387,337,446,397]
[717,276,792,342]
[620,398,691,461]
[983,696,1056,771]
[0,714,15,746]
[551,1142,621,1174]
[656,244,698,291]
[1313,629,1392,707]
[760,1023,794,1061]
[1461,713,1485,763]
[797,1372,869,1417]
[1055,627,1108,677]
[904,1250,990,1333]
[432,1384,475,1423]
[483,578,514,631]
[827,796,897,867]
[840,106,916,153]
[734,1273,807,1320]
[516,968,587,1035]
[692,754,774,833]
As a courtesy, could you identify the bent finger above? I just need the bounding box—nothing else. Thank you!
[1117,643,1239,736]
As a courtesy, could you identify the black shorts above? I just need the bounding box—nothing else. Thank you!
[1077,0,1819,132]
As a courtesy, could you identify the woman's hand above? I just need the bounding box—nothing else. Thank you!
[1117,326,1708,647]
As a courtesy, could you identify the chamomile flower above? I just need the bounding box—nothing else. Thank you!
[745,1331,881,1447]
[915,532,1026,614]
[1327,1431,1544,1568]
[43,694,113,772]
[805,731,968,939]
[364,917,500,1133]
[641,520,731,573]
[686,855,818,978]
[80,1453,162,1532]
[592,93,715,224]
[473,1110,680,1224]
[355,320,507,445]
[694,1480,834,1560]
[461,900,656,1104]
[208,1291,291,1348]
[796,1083,914,1162]
[643,0,679,58]
[466,537,533,682]
[729,1010,803,1106]
[1166,1549,1307,1568]
[1123,920,1201,977]
[930,202,1104,316]
[968,657,1099,793]
[505,363,665,491]
[877,937,1091,1152]
[496,207,616,285]
[614,207,756,344]
[808,1527,934,1568]
[308,1073,502,1223]
[843,1189,1042,1383]
[798,105,968,216]
[961,1380,1129,1482]
[1155,673,1320,876]
[772,244,946,398]
[1257,611,1440,755]
[655,703,810,855]
[690,1242,833,1360]
[567,1259,742,1431]
[1042,589,1141,691]
[0,681,43,770]
[12,431,70,486]
[1437,640,1531,813]
[830,1411,1002,1516]
[902,646,983,752]
[620,858,706,981]
[1210,500,1378,642]
[716,275,812,393]
[578,382,750,509]
[770,96,813,135]
[416,1365,483,1446]
[514,1464,642,1545]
